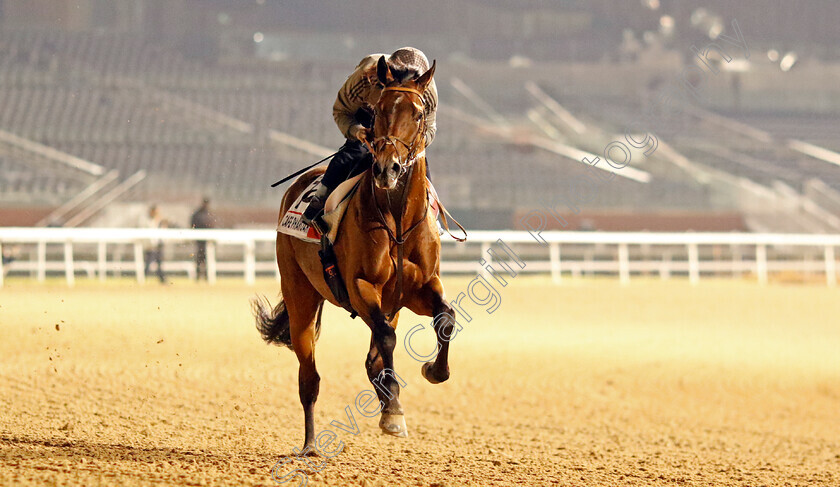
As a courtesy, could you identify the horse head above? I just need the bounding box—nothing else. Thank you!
[369,55,436,190]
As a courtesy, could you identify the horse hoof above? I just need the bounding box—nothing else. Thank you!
[421,362,449,384]
[300,443,319,456]
[379,413,408,437]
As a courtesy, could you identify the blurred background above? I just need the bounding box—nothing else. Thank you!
[1,0,839,233]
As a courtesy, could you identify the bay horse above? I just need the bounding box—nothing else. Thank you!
[254,57,456,450]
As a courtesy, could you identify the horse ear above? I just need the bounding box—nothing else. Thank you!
[415,60,436,91]
[377,55,393,85]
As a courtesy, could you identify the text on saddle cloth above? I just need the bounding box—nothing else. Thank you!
[278,173,441,244]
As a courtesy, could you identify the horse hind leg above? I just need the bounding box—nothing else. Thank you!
[279,269,325,452]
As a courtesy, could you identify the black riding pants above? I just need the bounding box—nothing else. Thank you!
[321,139,432,193]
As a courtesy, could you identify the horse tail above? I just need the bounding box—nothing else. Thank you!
[252,295,324,350]
[252,295,293,349]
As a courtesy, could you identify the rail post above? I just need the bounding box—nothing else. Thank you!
[550,242,561,284]
[660,251,671,280]
[134,242,145,284]
[688,243,700,285]
[64,241,75,287]
[618,243,630,284]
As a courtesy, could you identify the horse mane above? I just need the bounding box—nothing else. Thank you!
[389,68,421,84]
[363,66,420,86]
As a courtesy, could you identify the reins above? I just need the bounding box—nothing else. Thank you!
[365,86,427,320]
[366,84,467,321]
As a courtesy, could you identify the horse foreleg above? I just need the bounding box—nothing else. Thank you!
[355,279,407,437]
[423,297,455,384]
[365,336,389,405]
[371,309,408,436]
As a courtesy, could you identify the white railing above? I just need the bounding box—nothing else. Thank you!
[1,227,838,287]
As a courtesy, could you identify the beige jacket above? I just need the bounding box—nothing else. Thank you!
[333,54,437,145]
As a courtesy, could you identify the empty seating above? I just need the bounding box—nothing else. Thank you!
[2,28,837,214]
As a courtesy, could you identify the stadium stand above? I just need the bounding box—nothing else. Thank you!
[1,0,840,231]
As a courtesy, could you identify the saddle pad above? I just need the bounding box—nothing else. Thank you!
[277,173,363,243]
[278,171,441,244]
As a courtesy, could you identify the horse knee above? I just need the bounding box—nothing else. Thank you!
[433,302,457,338]
[372,321,397,353]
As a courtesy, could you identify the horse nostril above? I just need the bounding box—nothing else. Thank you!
[372,164,382,176]
[391,162,400,174]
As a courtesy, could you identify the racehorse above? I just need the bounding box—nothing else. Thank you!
[253,57,456,451]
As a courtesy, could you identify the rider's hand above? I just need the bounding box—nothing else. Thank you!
[353,126,369,143]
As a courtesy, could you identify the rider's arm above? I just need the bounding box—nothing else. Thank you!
[333,56,378,141]
[423,78,438,146]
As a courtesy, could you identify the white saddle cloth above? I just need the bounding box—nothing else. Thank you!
[278,171,440,244]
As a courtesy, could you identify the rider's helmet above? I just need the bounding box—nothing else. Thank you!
[387,47,430,82]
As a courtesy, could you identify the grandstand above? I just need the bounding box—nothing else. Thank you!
[1,0,840,233]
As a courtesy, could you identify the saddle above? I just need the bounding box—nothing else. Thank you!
[277,172,364,316]
[277,173,363,244]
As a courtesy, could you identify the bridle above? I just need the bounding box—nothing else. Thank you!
[364,85,430,240]
[364,86,427,176]
[364,85,430,321]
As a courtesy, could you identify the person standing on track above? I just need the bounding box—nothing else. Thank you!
[138,204,167,284]
[190,197,215,281]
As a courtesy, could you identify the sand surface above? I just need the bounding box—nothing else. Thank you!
[1,277,839,486]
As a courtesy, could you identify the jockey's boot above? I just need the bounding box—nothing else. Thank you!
[301,198,329,235]
[301,185,330,235]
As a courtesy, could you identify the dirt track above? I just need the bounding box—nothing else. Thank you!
[1,277,839,486]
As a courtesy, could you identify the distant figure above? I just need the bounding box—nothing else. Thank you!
[190,198,215,281]
[2,245,21,276]
[139,205,167,283]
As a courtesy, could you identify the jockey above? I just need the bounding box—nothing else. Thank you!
[301,47,438,234]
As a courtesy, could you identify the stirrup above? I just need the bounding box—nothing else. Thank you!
[311,215,330,236]
[302,208,329,235]
[301,197,328,233]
